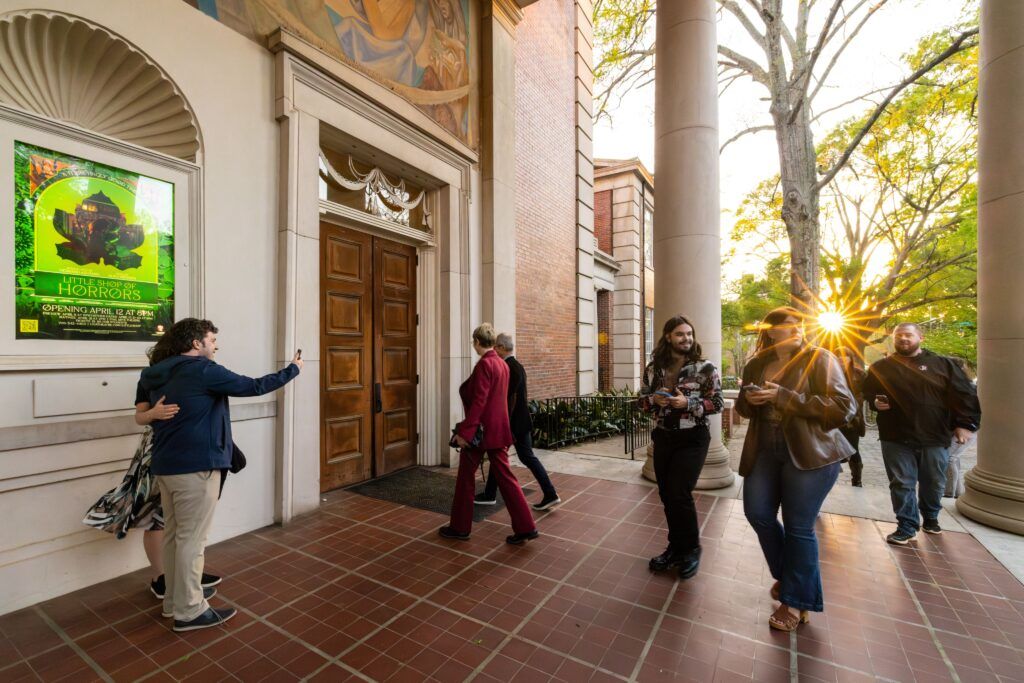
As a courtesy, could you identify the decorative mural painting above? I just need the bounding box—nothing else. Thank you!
[14,142,175,341]
[185,0,474,146]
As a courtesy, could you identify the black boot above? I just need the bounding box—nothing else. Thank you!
[678,547,702,579]
[649,545,684,572]
[850,459,863,487]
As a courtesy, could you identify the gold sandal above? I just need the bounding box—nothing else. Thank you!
[769,604,809,631]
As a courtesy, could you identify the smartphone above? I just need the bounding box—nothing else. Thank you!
[742,384,762,392]
[654,390,674,398]
[875,394,888,403]
[296,349,303,359]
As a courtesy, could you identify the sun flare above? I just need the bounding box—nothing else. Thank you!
[817,310,846,334]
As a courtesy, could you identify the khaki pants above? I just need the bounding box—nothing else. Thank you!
[157,471,220,621]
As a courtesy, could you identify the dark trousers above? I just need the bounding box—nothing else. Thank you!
[839,429,862,467]
[743,421,839,612]
[651,426,710,554]
[450,447,535,535]
[483,432,556,500]
[880,440,949,534]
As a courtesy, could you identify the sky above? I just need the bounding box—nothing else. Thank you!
[592,0,971,283]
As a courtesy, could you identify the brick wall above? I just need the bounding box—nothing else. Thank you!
[595,189,612,253]
[514,0,578,399]
[597,289,613,391]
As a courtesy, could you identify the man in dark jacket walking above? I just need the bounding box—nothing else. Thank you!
[474,333,560,511]
[863,323,980,545]
[136,318,301,631]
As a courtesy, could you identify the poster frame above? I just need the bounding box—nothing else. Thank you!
[0,105,203,370]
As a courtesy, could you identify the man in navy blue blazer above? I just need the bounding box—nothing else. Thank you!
[136,318,301,632]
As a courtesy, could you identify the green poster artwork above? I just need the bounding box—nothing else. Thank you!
[14,141,175,341]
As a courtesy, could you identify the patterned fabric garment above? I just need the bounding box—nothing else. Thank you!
[640,359,725,429]
[82,427,163,539]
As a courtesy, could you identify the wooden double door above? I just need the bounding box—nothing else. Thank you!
[320,222,418,491]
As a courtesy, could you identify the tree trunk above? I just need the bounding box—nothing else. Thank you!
[775,117,820,304]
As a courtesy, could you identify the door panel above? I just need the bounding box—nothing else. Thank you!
[320,223,418,490]
[374,239,418,476]
[320,225,374,491]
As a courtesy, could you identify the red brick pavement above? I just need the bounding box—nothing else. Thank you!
[1,468,1023,682]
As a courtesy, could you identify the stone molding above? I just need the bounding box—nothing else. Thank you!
[0,10,202,161]
[0,400,275,455]
[274,49,473,522]
[485,0,526,33]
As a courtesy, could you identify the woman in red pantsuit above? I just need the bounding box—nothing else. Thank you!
[440,324,539,545]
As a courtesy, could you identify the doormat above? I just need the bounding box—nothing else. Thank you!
[347,467,533,522]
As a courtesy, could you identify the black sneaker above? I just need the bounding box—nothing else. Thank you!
[678,547,702,580]
[923,519,942,535]
[531,495,561,512]
[887,530,917,545]
[648,546,684,572]
[438,525,470,540]
[473,493,497,506]
[172,607,236,632]
[161,587,218,617]
[151,573,221,599]
[506,529,539,545]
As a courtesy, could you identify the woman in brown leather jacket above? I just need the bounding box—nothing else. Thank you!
[736,307,855,631]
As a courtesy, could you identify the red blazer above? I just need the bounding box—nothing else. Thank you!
[457,349,514,449]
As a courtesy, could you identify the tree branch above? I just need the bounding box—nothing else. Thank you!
[720,125,776,153]
[787,0,844,123]
[718,45,771,85]
[807,1,887,105]
[719,0,768,50]
[815,28,979,190]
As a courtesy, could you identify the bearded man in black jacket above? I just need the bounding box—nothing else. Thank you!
[864,323,980,545]
[474,333,561,511]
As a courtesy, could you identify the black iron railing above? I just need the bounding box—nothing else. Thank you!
[624,403,654,457]
[529,394,653,459]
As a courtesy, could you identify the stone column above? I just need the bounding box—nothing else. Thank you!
[480,0,522,335]
[958,0,1024,534]
[645,0,734,488]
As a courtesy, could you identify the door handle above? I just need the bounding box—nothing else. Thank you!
[374,383,382,413]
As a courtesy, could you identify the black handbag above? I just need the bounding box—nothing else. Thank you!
[450,424,484,449]
[229,441,246,473]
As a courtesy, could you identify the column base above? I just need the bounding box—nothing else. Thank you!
[957,466,1024,535]
[641,439,735,489]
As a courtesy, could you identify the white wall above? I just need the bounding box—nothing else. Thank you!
[0,0,283,614]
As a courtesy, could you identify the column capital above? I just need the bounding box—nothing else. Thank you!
[483,0,526,33]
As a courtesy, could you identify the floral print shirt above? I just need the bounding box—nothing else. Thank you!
[639,359,724,429]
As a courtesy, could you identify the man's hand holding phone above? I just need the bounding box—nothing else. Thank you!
[292,348,304,372]
[651,389,673,407]
[874,394,890,411]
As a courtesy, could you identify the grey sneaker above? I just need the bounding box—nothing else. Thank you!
[923,519,942,535]
[886,530,917,545]
[173,607,236,632]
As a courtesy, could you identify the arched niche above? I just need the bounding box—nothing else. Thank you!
[0,10,202,161]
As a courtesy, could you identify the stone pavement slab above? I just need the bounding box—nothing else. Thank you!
[2,467,1022,682]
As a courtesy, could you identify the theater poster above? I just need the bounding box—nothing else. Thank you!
[14,141,174,341]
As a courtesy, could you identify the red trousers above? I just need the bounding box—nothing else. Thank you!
[450,447,535,535]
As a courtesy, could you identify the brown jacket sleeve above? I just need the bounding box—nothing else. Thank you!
[773,351,856,431]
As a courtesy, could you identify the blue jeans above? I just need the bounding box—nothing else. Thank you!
[743,422,839,612]
[880,441,950,534]
[484,432,557,500]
